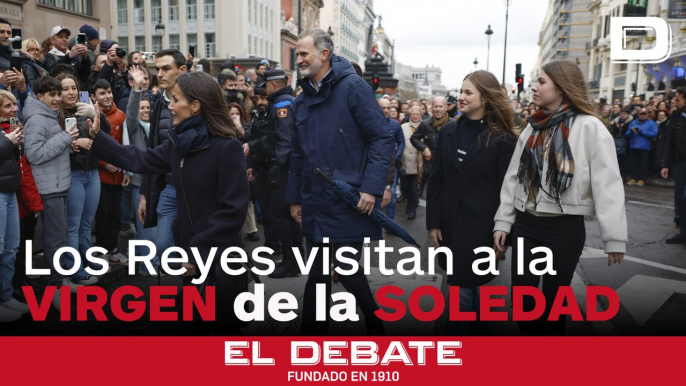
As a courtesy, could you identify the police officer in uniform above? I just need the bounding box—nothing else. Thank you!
[246,69,303,278]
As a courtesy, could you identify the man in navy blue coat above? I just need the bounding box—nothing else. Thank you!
[286,29,394,335]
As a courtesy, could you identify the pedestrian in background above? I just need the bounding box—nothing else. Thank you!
[625,107,658,187]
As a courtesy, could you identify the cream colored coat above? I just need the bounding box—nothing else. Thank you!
[400,121,420,175]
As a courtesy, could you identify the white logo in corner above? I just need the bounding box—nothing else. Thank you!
[610,17,671,64]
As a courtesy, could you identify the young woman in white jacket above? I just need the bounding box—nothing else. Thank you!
[493,60,628,335]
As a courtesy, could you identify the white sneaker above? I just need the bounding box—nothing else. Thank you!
[1,298,30,314]
[108,250,129,265]
[119,225,136,238]
[0,306,21,322]
[63,277,82,294]
[75,275,99,285]
[52,290,61,311]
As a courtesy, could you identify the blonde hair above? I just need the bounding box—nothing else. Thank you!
[0,90,17,121]
[21,38,43,62]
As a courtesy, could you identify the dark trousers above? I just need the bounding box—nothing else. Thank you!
[511,211,586,336]
[254,172,302,250]
[626,149,650,181]
[400,174,420,213]
[301,240,382,335]
[12,215,37,291]
[673,159,686,236]
[95,183,122,251]
[41,195,68,285]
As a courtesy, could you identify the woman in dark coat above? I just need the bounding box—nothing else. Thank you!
[84,72,250,334]
[426,70,517,335]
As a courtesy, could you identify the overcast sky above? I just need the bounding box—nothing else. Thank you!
[373,0,549,91]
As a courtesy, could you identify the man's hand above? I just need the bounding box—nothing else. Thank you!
[661,168,670,179]
[357,192,376,215]
[122,174,131,187]
[247,168,254,182]
[138,195,147,223]
[608,253,624,267]
[1,70,16,89]
[423,148,432,161]
[429,228,442,247]
[243,143,250,157]
[182,262,198,277]
[106,48,117,66]
[114,56,127,72]
[69,44,88,59]
[105,163,118,173]
[381,189,391,208]
[290,204,302,224]
[8,68,26,92]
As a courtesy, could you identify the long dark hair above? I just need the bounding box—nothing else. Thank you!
[56,73,82,130]
[462,70,515,143]
[227,102,246,122]
[174,72,237,138]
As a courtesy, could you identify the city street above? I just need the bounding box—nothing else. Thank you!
[4,182,684,336]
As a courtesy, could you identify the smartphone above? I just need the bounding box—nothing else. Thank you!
[142,51,156,61]
[65,117,77,132]
[188,45,195,57]
[79,91,90,104]
[77,33,86,45]
[10,117,20,131]
[10,56,23,72]
[195,64,203,73]
[11,28,21,50]
[232,115,241,125]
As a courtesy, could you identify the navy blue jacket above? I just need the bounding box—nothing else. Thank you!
[286,54,394,243]
[90,128,249,264]
[387,117,405,161]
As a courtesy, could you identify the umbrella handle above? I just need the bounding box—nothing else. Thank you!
[313,168,335,186]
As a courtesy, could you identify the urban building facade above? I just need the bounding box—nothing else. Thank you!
[2,0,111,45]
[586,0,686,102]
[319,0,366,64]
[112,0,280,62]
[280,0,323,82]
[535,0,593,80]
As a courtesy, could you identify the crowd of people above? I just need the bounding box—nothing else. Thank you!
[0,20,681,337]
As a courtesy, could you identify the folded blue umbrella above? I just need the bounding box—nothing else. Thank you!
[314,169,420,247]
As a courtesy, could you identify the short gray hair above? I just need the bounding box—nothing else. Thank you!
[297,28,335,57]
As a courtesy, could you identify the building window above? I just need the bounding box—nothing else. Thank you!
[204,0,215,20]
[169,34,180,50]
[169,0,179,21]
[118,37,129,54]
[38,0,93,16]
[205,33,215,57]
[187,34,197,54]
[151,0,162,23]
[135,36,145,52]
[134,0,145,23]
[117,0,127,23]
[187,0,197,21]
[152,36,162,53]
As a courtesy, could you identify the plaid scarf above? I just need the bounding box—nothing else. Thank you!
[517,103,577,212]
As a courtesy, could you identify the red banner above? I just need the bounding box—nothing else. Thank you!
[1,337,683,384]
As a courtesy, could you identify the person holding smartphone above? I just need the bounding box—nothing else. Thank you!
[23,76,80,307]
[0,89,39,322]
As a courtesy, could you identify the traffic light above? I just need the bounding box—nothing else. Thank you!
[517,75,524,93]
[511,87,516,94]
[372,64,380,91]
[515,63,522,80]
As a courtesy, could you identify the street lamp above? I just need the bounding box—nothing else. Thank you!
[155,18,165,38]
[502,0,510,86]
[485,24,493,71]
[473,57,479,72]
